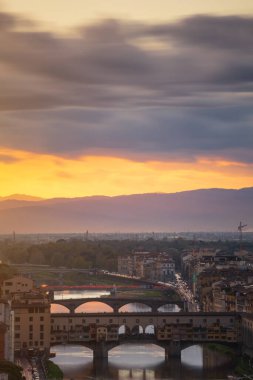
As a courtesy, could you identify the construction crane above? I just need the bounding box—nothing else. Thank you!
[238,221,247,251]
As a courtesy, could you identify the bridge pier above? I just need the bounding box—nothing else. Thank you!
[93,341,109,360]
[165,341,181,359]
[93,356,109,377]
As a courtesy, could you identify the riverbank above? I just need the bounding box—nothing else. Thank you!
[46,360,63,380]
[207,343,253,377]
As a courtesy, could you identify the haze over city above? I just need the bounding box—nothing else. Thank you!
[0,0,253,199]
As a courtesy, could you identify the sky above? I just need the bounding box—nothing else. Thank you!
[0,1,253,198]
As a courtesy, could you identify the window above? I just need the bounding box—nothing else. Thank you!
[15,317,20,322]
[29,333,33,340]
[109,319,113,323]
[40,333,44,340]
[29,325,33,332]
[29,317,33,322]
[15,333,20,339]
[40,325,44,332]
[96,319,100,323]
[40,316,44,321]
[40,341,44,346]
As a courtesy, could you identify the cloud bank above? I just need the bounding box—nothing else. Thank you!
[0,10,253,163]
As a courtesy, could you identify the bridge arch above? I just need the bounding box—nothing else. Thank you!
[144,324,155,335]
[75,301,113,313]
[51,303,70,313]
[157,303,181,312]
[118,325,131,336]
[131,325,144,335]
[119,302,152,313]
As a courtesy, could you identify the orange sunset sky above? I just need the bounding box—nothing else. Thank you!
[0,0,253,198]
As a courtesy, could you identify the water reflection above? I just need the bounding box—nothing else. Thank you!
[50,290,233,379]
[181,345,203,367]
[51,343,232,380]
[109,344,164,368]
[54,290,111,300]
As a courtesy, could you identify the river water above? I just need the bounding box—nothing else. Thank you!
[51,290,235,380]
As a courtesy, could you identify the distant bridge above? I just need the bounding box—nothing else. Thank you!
[51,297,185,313]
[50,311,241,359]
[45,284,152,291]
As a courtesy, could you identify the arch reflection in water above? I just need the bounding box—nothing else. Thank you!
[181,345,203,367]
[51,344,93,379]
[116,368,156,380]
[51,343,233,380]
[109,344,165,368]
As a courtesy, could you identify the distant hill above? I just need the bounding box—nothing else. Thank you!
[0,194,43,202]
[0,188,252,233]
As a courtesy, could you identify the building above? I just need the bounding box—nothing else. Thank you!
[11,291,51,354]
[118,252,175,282]
[1,276,34,297]
[0,300,14,361]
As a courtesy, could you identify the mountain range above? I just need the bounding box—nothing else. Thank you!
[0,188,252,233]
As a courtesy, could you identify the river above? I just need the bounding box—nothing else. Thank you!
[50,290,235,380]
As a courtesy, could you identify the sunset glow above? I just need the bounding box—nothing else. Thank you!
[0,1,252,199]
[0,147,252,198]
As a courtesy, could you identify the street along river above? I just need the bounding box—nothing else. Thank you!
[50,290,235,380]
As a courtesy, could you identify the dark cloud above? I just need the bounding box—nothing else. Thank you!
[0,11,252,164]
[1,105,253,163]
[142,16,253,51]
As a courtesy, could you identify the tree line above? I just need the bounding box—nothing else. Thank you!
[0,238,251,272]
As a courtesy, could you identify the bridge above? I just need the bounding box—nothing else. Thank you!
[50,311,241,360]
[51,297,185,313]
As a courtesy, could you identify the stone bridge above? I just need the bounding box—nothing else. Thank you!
[51,297,186,313]
[50,311,241,359]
